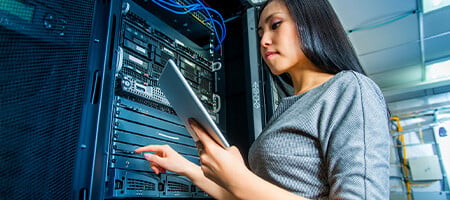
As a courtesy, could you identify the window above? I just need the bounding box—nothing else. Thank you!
[423,0,450,13]
[426,59,450,81]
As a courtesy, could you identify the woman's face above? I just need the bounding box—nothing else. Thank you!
[258,0,307,75]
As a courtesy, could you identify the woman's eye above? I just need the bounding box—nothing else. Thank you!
[271,21,281,30]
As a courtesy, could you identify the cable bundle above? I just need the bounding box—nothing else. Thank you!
[152,0,226,51]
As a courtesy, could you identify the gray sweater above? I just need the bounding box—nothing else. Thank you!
[248,71,390,199]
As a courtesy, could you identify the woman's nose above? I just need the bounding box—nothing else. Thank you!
[260,33,272,48]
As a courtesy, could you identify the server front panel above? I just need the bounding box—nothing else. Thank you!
[104,0,223,198]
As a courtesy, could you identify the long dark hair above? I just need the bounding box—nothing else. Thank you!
[260,0,366,75]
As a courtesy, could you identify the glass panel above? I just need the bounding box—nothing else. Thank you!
[426,59,450,81]
[423,0,450,13]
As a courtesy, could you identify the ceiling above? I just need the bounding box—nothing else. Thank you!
[328,0,450,105]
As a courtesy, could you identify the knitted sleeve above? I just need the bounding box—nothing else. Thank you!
[322,72,390,199]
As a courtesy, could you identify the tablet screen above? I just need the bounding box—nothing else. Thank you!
[158,59,230,148]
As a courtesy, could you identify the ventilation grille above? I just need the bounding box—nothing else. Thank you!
[167,181,190,192]
[127,178,156,191]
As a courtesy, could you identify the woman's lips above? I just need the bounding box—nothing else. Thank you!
[265,51,278,59]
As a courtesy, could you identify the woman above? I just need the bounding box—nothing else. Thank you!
[135,0,390,199]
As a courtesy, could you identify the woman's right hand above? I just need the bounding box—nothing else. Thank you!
[135,145,197,175]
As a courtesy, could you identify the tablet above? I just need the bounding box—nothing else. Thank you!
[159,59,230,148]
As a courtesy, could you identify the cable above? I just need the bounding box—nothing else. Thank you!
[151,0,226,51]
[391,116,412,200]
[195,0,226,50]
[197,1,222,50]
[347,10,417,34]
[224,15,240,23]
[151,2,198,14]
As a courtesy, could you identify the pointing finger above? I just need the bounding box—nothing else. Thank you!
[135,145,175,158]
[135,144,166,153]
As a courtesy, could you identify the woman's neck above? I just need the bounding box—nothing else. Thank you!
[288,67,335,95]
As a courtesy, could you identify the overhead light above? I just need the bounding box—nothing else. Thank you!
[247,0,267,6]
[426,59,450,81]
[423,0,450,13]
[432,0,442,6]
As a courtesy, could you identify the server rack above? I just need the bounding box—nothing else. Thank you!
[0,0,273,199]
[85,0,227,198]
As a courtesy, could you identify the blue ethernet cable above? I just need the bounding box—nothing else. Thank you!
[195,0,223,50]
[151,0,226,50]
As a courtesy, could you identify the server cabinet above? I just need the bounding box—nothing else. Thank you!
[0,0,270,199]
[86,0,227,199]
[0,0,98,199]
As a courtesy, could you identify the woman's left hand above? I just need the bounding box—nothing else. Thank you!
[189,118,250,192]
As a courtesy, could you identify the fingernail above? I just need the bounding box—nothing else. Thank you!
[144,153,152,159]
